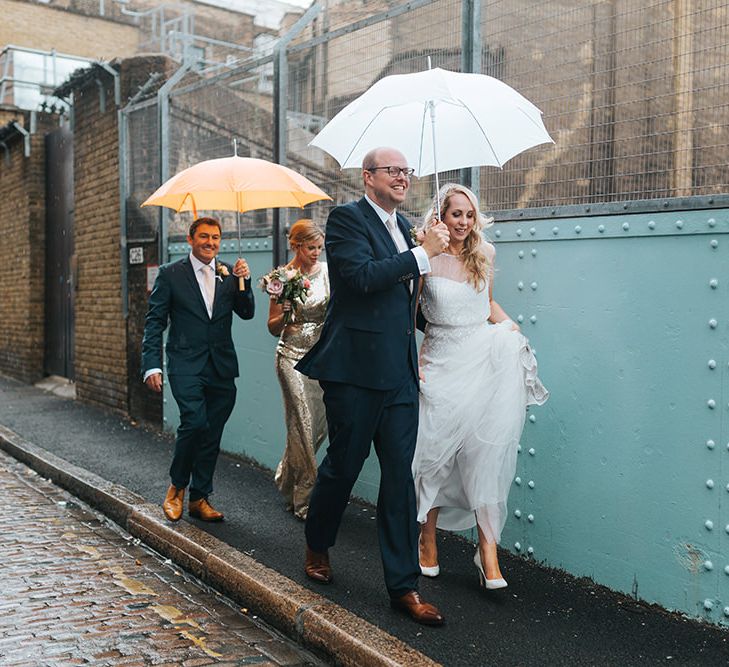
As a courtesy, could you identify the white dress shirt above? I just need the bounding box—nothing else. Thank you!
[364,194,430,275]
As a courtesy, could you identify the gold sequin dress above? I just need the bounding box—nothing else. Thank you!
[274,262,329,520]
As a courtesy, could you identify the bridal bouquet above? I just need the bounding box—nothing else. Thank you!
[259,266,311,324]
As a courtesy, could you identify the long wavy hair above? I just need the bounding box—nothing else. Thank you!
[421,183,494,291]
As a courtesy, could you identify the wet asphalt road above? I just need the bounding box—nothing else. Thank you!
[1,375,727,666]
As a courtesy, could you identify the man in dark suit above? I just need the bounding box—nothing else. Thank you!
[296,147,449,625]
[142,217,255,522]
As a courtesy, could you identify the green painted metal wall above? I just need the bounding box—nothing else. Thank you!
[166,207,729,625]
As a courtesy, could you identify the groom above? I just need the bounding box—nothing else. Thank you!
[296,147,449,625]
[142,217,255,523]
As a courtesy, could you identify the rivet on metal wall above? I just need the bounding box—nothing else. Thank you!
[725,565,729,574]
[598,224,605,233]
[495,229,502,238]
[530,315,537,324]
[704,599,714,611]
[552,226,559,235]
[706,479,715,489]
[254,242,260,248]
[517,444,522,453]
[528,480,535,489]
[706,439,715,449]
[574,225,582,234]
[724,607,729,618]
[531,282,538,290]
[708,399,716,409]
[527,546,534,555]
[708,360,717,370]
[515,476,522,485]
[518,250,525,259]
[705,560,713,571]
[709,279,718,289]
[708,218,716,228]
[517,315,524,323]
[705,520,714,530]
[247,242,252,248]
[648,221,655,230]
[263,241,268,248]
[675,220,684,229]
[528,514,534,523]
[518,281,524,290]
[515,542,522,551]
[529,414,536,423]
[516,229,523,237]
[529,227,536,235]
[528,448,536,456]
[514,509,522,518]
[710,239,718,249]
[531,249,537,256]
[709,319,718,329]
[622,222,630,231]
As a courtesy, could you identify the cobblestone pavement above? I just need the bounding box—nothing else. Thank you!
[0,451,325,667]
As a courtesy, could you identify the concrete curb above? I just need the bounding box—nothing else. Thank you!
[0,424,439,667]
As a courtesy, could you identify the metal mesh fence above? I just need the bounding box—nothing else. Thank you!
[125,100,159,242]
[122,0,729,242]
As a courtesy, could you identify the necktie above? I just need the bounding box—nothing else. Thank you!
[386,214,408,253]
[202,264,215,317]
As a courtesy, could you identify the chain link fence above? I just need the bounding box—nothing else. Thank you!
[121,0,729,250]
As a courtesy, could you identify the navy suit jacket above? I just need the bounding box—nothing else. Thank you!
[142,256,255,378]
[295,198,420,390]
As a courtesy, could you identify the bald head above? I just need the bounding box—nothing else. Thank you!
[362,147,411,212]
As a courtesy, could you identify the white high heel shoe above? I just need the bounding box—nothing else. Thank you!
[473,550,508,590]
[420,562,440,577]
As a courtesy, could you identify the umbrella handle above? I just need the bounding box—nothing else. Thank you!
[239,276,246,291]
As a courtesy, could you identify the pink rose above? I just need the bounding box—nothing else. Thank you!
[267,278,284,297]
[303,279,311,289]
[285,269,297,281]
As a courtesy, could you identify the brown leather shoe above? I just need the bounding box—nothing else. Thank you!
[304,546,332,584]
[162,485,184,522]
[188,498,224,522]
[391,591,445,626]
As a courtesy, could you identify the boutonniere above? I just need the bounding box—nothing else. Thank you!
[216,262,229,282]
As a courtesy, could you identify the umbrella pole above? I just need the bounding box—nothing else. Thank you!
[236,195,245,291]
[429,99,441,222]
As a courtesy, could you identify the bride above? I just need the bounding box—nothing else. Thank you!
[413,183,548,589]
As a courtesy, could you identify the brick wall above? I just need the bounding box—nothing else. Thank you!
[0,0,140,60]
[71,69,127,411]
[0,110,59,383]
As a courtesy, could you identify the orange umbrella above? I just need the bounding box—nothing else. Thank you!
[142,155,332,289]
[142,155,331,216]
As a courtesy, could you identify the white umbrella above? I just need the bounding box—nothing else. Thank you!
[310,66,553,208]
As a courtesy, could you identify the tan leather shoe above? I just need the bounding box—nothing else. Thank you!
[391,591,445,626]
[304,546,332,584]
[162,485,184,522]
[188,498,224,522]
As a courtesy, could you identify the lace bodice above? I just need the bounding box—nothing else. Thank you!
[420,246,495,327]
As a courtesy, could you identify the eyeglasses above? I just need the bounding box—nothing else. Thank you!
[367,166,415,178]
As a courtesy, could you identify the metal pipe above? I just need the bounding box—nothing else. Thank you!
[98,62,121,107]
[11,122,30,157]
[272,2,322,267]
[461,0,481,198]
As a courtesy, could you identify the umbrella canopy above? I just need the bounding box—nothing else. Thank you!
[309,67,553,177]
[141,156,331,216]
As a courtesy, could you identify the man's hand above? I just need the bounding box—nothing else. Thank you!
[233,258,251,279]
[421,222,450,258]
[145,373,163,393]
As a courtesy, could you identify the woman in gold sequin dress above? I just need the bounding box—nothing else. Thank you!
[268,220,329,521]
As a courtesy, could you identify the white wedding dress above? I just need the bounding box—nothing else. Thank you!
[413,246,549,543]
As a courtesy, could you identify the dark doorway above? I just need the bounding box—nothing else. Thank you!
[44,126,75,379]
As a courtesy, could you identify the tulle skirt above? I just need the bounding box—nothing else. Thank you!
[413,320,548,542]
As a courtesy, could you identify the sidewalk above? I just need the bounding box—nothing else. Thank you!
[1,374,727,666]
[0,450,322,667]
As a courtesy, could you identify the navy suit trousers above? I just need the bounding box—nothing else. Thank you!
[168,359,236,500]
[305,377,420,598]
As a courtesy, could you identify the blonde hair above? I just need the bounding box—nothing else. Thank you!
[288,219,324,250]
[422,183,493,291]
